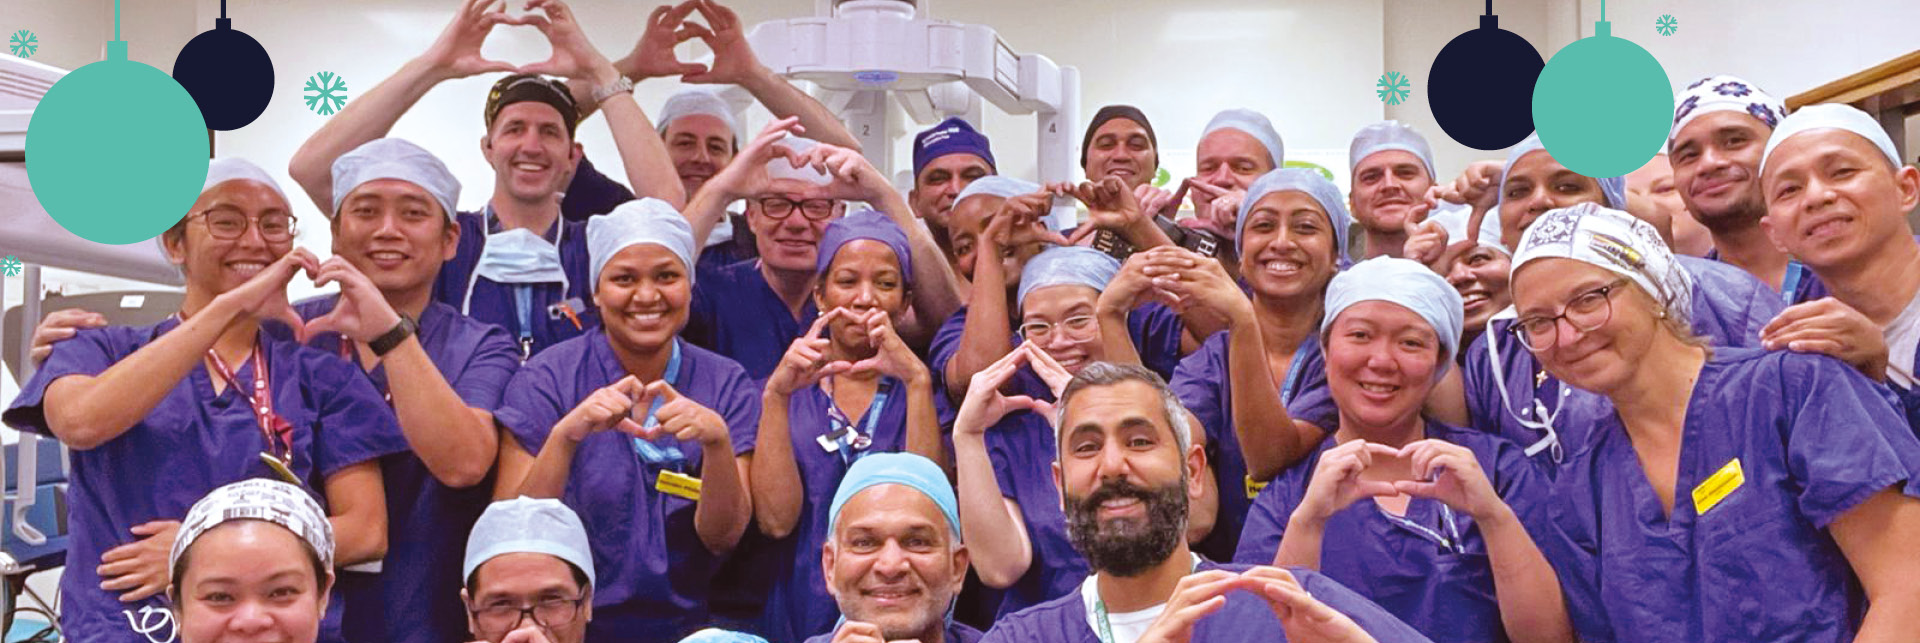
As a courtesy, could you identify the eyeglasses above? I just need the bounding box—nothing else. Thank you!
[1510,279,1630,351]
[470,592,587,633]
[191,206,297,242]
[757,197,837,221]
[1019,314,1098,343]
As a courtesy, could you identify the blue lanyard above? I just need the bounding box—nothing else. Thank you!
[821,377,896,466]
[1378,501,1468,555]
[1780,260,1806,306]
[1279,347,1309,402]
[513,286,534,341]
[630,340,686,468]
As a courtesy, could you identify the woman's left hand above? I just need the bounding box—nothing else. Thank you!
[641,381,731,449]
[849,309,928,383]
[1391,439,1505,522]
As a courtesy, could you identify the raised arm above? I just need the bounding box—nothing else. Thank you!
[942,193,1062,400]
[682,117,803,247]
[798,142,964,345]
[951,347,1049,588]
[751,312,843,538]
[678,0,861,151]
[522,0,685,208]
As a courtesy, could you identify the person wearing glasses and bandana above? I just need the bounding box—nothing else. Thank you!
[1508,202,1920,641]
[494,198,757,642]
[461,497,598,643]
[2,159,408,643]
[1234,257,1571,643]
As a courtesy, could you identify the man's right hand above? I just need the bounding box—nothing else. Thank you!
[29,308,107,365]
[829,620,919,643]
[702,117,805,202]
[619,1,709,80]
[421,0,521,81]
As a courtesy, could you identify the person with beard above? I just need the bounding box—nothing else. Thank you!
[1625,153,1715,257]
[681,121,962,379]
[1345,121,1475,262]
[493,199,758,642]
[288,0,688,360]
[1235,257,1572,643]
[752,212,946,642]
[1182,109,1284,240]
[1759,104,1920,429]
[908,118,1000,261]
[1668,75,1830,304]
[974,362,1428,643]
[807,453,982,643]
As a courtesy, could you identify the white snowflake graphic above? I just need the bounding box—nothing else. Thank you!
[1376,71,1411,106]
[1656,15,1678,36]
[9,30,36,59]
[304,71,349,116]
[2,255,22,277]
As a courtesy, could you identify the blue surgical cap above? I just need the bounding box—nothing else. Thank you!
[913,117,996,179]
[1349,120,1437,179]
[1236,168,1353,267]
[1202,108,1285,168]
[464,497,595,588]
[817,210,914,288]
[828,453,962,542]
[678,630,770,643]
[1016,246,1120,311]
[1498,134,1627,211]
[330,138,461,220]
[588,198,696,289]
[1322,256,1465,380]
[955,175,1040,208]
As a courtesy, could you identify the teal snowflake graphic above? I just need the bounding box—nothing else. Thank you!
[1376,71,1411,106]
[2,255,21,277]
[1656,15,1678,36]
[303,71,349,115]
[8,29,36,59]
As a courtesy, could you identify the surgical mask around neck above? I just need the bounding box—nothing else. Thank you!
[474,227,565,284]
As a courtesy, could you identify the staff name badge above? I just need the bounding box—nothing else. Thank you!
[1690,457,1744,516]
[1245,475,1268,500]
[656,469,702,502]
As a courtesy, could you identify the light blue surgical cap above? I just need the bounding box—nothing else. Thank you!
[464,497,596,588]
[1349,120,1437,179]
[955,175,1040,208]
[1236,168,1352,267]
[828,453,962,542]
[1762,103,1904,176]
[1202,108,1285,168]
[1322,256,1465,379]
[330,138,461,220]
[1498,134,1627,211]
[1016,245,1119,311]
[656,89,740,141]
[588,198,696,289]
[678,629,770,643]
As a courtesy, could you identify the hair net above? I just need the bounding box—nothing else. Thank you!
[1512,202,1695,326]
[656,89,740,141]
[588,197,696,289]
[1081,105,1157,169]
[1236,168,1353,267]
[330,138,461,220]
[1349,120,1437,180]
[1669,75,1785,145]
[1498,133,1628,212]
[765,135,832,186]
[464,497,596,588]
[1201,108,1284,168]
[1761,103,1904,176]
[1323,257,1464,379]
[912,116,996,179]
[1016,245,1120,311]
[170,478,335,576]
[678,630,771,643]
[955,175,1040,209]
[818,210,914,288]
[828,453,962,542]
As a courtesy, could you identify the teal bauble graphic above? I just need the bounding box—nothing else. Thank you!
[27,40,209,245]
[1531,11,1672,179]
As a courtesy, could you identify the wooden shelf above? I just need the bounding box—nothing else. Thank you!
[1787,49,1920,114]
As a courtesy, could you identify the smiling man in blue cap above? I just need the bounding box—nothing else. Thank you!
[909,117,999,261]
[810,453,980,643]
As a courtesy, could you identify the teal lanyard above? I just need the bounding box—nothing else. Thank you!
[1780,260,1806,306]
[821,376,896,466]
[629,340,685,468]
[1279,346,1309,401]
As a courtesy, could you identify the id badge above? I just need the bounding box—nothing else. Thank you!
[260,452,300,484]
[656,469,703,501]
[1244,475,1268,500]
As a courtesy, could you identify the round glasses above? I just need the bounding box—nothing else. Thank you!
[1509,278,1630,351]
[191,206,297,242]
[1019,314,1098,344]
[756,196,837,221]
[469,592,587,634]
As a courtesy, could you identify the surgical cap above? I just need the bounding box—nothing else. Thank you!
[912,116,996,179]
[1236,168,1352,266]
[818,210,914,288]
[161,158,289,268]
[678,630,771,643]
[330,138,461,220]
[955,175,1040,208]
[1017,245,1120,311]
[656,89,740,141]
[486,73,579,137]
[1761,103,1904,175]
[588,197,696,289]
[1081,104,1157,169]
[828,453,962,542]
[1512,202,1695,325]
[1670,75,1786,145]
[1429,201,1507,254]
[464,497,596,588]
[1349,120,1437,179]
[1201,108,1284,168]
[766,136,832,186]
[170,478,335,575]
[1498,134,1628,211]
[1323,256,1465,379]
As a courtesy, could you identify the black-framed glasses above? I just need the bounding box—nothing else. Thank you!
[756,197,837,221]
[1510,278,1630,351]
[469,592,587,633]
[190,206,297,242]
[1019,314,1098,343]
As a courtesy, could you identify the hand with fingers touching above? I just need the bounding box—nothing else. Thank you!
[705,116,806,200]
[1186,181,1246,239]
[306,257,405,344]
[555,375,651,443]
[1138,246,1250,322]
[1295,440,1405,524]
[1433,160,1503,213]
[848,309,930,384]
[1136,183,1177,221]
[827,620,920,643]
[467,623,555,643]
[766,308,854,398]
[639,380,732,448]
[1136,570,1247,643]
[954,347,1053,438]
[617,1,709,81]
[97,520,180,603]
[516,0,624,85]
[984,191,1072,254]
[679,0,769,86]
[1100,250,1177,316]
[213,248,322,342]
[1023,342,1076,399]
[29,308,108,365]
[421,0,522,81]
[1240,566,1377,643]
[1762,297,1891,379]
[1391,439,1508,522]
[792,141,894,203]
[1067,177,1161,247]
[1400,208,1448,267]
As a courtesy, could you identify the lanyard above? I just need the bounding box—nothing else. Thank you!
[630,340,686,469]
[1279,346,1309,402]
[1090,555,1202,643]
[818,377,896,466]
[1378,501,1468,555]
[206,338,300,484]
[1780,260,1806,306]
[514,286,535,357]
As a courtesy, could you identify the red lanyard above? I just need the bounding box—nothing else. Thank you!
[206,342,297,471]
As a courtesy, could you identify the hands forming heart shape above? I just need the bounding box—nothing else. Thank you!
[212,250,406,348]
[1299,437,1505,523]
[428,0,760,86]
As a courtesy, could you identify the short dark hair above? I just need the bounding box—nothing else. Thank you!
[1053,362,1193,455]
[464,556,591,595]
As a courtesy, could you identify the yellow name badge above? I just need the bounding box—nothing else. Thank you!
[1245,476,1268,500]
[1690,458,1745,516]
[656,470,703,502]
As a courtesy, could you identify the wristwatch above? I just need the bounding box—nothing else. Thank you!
[369,314,418,357]
[592,76,635,105]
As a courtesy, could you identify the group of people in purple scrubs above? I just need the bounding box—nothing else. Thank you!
[11,1,1920,641]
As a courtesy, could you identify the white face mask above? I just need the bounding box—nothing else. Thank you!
[474,228,565,284]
